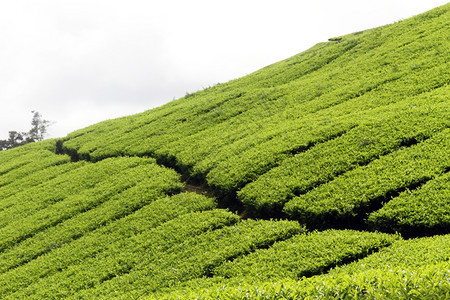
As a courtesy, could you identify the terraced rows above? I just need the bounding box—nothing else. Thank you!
[169,235,450,299]
[284,128,450,230]
[1,145,404,299]
[0,3,449,298]
[59,5,450,231]
[239,88,449,213]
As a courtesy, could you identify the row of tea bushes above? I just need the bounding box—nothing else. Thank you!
[73,219,302,299]
[368,170,450,236]
[239,88,449,212]
[161,234,450,299]
[284,128,450,230]
[0,209,238,298]
[167,263,449,300]
[0,157,183,252]
[213,230,399,280]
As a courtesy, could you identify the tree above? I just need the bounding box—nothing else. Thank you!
[26,111,50,143]
[0,111,51,151]
[0,131,26,150]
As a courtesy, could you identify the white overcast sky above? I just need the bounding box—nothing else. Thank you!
[0,0,448,140]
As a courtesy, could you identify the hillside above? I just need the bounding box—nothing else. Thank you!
[0,4,449,299]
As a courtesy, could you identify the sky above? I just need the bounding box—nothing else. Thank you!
[0,0,448,140]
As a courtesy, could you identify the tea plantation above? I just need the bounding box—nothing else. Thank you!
[0,4,449,299]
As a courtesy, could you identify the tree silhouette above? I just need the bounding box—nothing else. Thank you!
[0,111,51,150]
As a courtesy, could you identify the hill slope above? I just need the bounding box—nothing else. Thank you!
[0,4,449,298]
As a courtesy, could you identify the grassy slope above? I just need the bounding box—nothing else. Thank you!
[0,3,449,299]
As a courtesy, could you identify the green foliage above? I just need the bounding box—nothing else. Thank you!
[0,4,449,299]
[162,235,450,299]
[0,190,209,274]
[74,219,302,299]
[331,233,450,274]
[239,89,450,212]
[58,4,449,215]
[164,262,450,300]
[0,148,72,190]
[284,128,450,228]
[368,171,450,236]
[214,230,398,280]
[0,157,184,252]
[0,209,238,298]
